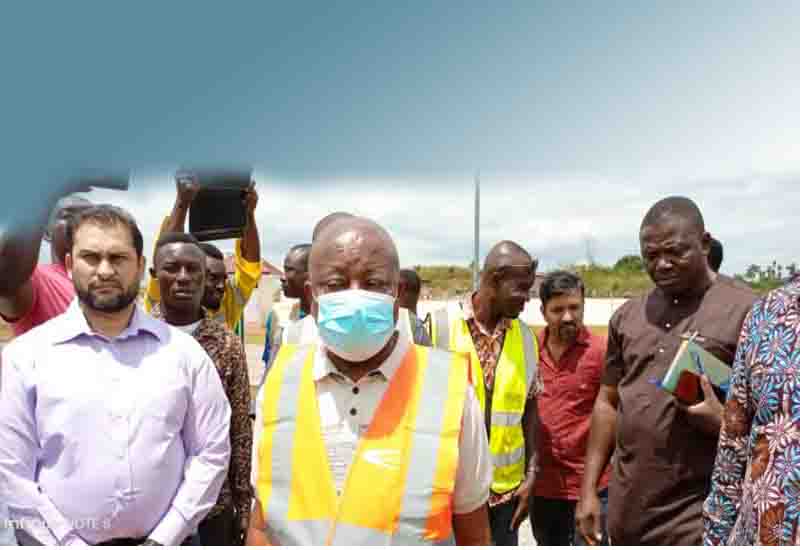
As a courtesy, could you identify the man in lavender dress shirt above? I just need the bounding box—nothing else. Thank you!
[0,204,231,546]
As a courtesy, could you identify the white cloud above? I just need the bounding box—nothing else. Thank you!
[29,171,800,277]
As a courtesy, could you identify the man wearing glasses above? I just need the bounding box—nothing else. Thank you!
[430,241,540,545]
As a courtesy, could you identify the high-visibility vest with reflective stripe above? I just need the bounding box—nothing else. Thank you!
[256,343,469,545]
[430,308,538,495]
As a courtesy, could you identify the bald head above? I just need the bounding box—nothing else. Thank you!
[46,195,93,265]
[639,196,713,297]
[310,216,400,280]
[641,196,705,235]
[312,211,355,241]
[308,215,401,319]
[482,240,534,277]
[478,240,535,320]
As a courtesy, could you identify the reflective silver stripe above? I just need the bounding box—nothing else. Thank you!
[518,321,538,395]
[286,321,301,343]
[269,519,330,546]
[330,522,392,545]
[433,310,449,350]
[263,348,316,545]
[393,347,454,544]
[398,308,414,344]
[393,519,455,546]
[491,411,522,427]
[491,445,525,468]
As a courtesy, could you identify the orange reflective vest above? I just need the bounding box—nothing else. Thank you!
[255,343,470,545]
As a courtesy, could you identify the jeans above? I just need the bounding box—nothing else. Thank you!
[530,488,609,546]
[488,498,519,546]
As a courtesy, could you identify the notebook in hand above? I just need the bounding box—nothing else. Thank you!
[658,338,731,404]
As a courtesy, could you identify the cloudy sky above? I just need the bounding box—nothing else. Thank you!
[3,2,799,275]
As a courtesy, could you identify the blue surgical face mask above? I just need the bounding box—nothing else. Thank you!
[315,289,397,362]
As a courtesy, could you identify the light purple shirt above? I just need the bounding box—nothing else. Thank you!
[0,300,231,545]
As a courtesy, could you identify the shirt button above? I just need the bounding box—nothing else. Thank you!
[659,348,665,354]
[352,387,359,395]
[673,299,679,305]
[350,408,357,416]
[665,322,671,329]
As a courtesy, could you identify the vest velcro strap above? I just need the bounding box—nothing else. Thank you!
[434,310,450,349]
[490,411,523,427]
[491,445,525,468]
[519,322,538,394]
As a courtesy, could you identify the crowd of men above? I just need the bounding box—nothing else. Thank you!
[0,175,797,546]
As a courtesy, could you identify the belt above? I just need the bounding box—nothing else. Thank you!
[96,537,147,546]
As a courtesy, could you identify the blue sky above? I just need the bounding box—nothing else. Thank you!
[2,2,799,274]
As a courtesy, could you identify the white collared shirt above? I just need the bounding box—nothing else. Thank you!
[0,300,231,545]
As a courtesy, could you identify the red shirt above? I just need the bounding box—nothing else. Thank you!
[6,264,74,337]
[534,326,610,500]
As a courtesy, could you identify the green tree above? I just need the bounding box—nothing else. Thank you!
[613,254,645,272]
[744,264,761,281]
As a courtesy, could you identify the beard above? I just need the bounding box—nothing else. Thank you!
[557,322,579,343]
[75,280,140,313]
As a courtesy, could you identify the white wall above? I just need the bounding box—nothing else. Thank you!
[418,298,629,327]
[247,296,632,331]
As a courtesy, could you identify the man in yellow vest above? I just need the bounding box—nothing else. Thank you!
[144,173,262,330]
[398,268,432,346]
[248,216,492,545]
[430,240,540,545]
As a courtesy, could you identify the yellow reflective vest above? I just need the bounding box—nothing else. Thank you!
[255,343,469,545]
[430,307,538,495]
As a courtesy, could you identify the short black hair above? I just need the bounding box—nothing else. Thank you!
[68,204,143,258]
[709,237,723,273]
[153,232,204,268]
[156,231,202,251]
[399,269,422,293]
[288,243,312,271]
[198,242,224,261]
[539,270,585,307]
[641,196,705,234]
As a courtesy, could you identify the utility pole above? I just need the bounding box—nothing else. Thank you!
[473,172,480,291]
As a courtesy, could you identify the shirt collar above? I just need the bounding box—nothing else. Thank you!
[53,299,168,344]
[460,292,513,334]
[313,332,409,383]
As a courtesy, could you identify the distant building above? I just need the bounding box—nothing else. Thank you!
[222,254,284,332]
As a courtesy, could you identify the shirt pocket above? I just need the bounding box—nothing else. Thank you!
[570,362,603,415]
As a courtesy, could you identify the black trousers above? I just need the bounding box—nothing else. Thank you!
[197,505,239,546]
[488,498,519,546]
[530,488,609,546]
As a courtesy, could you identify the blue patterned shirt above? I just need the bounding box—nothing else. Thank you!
[704,277,800,545]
